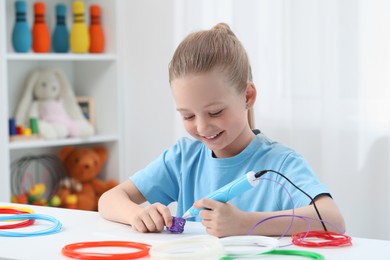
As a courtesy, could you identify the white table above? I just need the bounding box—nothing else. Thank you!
[0,202,389,259]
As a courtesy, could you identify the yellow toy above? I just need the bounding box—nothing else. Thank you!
[70,0,90,53]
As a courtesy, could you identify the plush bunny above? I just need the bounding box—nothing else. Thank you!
[14,68,95,139]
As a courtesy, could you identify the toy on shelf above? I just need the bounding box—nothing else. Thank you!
[52,4,69,53]
[32,2,51,53]
[11,155,66,207]
[11,1,108,55]
[14,68,95,140]
[9,118,16,135]
[70,0,90,53]
[89,5,104,53]
[9,117,43,142]
[12,0,31,53]
[57,146,118,211]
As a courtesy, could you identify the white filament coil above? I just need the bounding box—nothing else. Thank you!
[149,235,225,260]
[220,235,279,257]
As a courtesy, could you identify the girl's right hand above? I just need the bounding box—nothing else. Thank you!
[130,202,172,233]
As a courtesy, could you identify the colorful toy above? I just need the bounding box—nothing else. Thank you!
[11,155,66,206]
[9,118,16,135]
[12,0,31,53]
[63,194,78,209]
[16,125,23,135]
[14,68,95,139]
[57,146,118,211]
[32,2,51,53]
[30,117,39,134]
[89,4,105,53]
[11,183,61,206]
[49,195,61,207]
[9,117,42,142]
[70,0,90,53]
[52,4,69,53]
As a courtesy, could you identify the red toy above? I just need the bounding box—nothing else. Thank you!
[32,2,50,52]
[89,4,105,53]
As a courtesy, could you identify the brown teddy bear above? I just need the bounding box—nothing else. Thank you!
[57,146,118,211]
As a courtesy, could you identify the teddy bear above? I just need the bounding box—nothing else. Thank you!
[14,68,95,139]
[57,145,118,211]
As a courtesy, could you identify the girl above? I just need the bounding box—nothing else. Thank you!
[98,23,345,238]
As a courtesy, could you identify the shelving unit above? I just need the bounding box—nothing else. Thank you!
[0,0,124,202]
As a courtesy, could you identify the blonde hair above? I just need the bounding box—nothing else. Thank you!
[169,23,255,128]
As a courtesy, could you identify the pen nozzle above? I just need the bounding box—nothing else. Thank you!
[182,211,191,219]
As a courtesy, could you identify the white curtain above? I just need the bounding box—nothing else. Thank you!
[173,0,390,240]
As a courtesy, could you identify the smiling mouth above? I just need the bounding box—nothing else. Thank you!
[203,131,223,140]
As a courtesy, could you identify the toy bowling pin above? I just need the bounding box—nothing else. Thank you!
[89,4,105,53]
[32,2,51,53]
[70,0,90,53]
[52,4,69,53]
[12,0,31,53]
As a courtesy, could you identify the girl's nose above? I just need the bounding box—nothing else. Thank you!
[196,117,211,135]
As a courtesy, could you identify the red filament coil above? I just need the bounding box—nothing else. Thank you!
[292,230,352,247]
[0,208,35,229]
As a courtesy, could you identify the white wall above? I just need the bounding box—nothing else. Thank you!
[121,0,390,240]
[121,0,177,175]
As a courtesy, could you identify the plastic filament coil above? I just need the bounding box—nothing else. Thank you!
[149,235,225,260]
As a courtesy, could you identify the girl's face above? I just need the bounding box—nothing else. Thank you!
[171,70,256,158]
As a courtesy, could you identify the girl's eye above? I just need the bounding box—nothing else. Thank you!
[183,115,195,120]
[210,110,223,117]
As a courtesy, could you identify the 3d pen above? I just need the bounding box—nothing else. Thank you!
[182,171,262,219]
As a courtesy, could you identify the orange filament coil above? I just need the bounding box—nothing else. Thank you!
[62,241,151,259]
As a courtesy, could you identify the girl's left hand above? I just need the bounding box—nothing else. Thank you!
[194,198,247,237]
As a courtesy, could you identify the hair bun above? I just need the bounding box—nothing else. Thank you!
[212,23,235,36]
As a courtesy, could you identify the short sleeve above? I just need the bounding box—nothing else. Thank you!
[130,144,182,206]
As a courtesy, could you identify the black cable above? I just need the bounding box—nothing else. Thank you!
[255,169,328,231]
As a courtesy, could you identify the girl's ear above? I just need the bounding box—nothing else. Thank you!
[245,82,257,129]
[245,82,257,109]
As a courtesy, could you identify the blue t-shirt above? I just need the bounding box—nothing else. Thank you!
[130,133,329,221]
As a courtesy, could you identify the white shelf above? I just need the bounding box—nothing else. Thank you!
[0,0,124,202]
[9,134,119,150]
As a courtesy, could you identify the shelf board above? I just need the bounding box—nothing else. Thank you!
[6,53,117,61]
[9,134,119,150]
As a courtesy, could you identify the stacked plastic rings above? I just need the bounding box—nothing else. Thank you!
[0,207,35,229]
[0,213,62,237]
[62,241,151,259]
[292,230,352,247]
